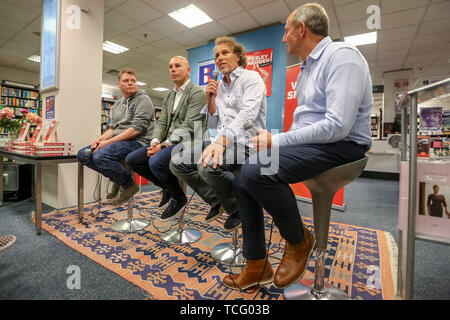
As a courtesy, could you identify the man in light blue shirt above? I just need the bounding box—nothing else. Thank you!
[170,36,267,232]
[224,3,372,291]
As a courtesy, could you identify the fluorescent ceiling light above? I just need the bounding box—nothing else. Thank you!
[103,41,129,54]
[152,87,169,91]
[169,4,212,28]
[27,55,41,63]
[137,81,147,86]
[344,31,377,46]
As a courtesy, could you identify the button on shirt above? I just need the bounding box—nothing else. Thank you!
[201,66,267,146]
[272,36,373,149]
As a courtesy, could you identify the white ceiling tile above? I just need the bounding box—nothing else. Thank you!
[104,26,122,40]
[106,55,137,69]
[119,49,149,62]
[155,49,190,65]
[104,10,141,32]
[413,31,450,47]
[218,12,260,34]
[382,7,427,29]
[417,18,450,36]
[0,1,39,24]
[114,0,163,24]
[13,59,40,72]
[1,41,36,57]
[377,48,409,61]
[424,1,450,21]
[339,19,367,37]
[249,0,291,26]
[110,34,146,50]
[335,0,379,24]
[237,0,277,10]
[381,0,428,14]
[104,0,128,9]
[141,0,191,15]
[333,0,357,6]
[5,0,42,14]
[0,16,26,33]
[411,43,446,58]
[127,26,166,44]
[378,25,418,42]
[171,30,207,48]
[378,38,413,52]
[0,53,23,66]
[134,44,165,56]
[146,16,188,37]
[151,38,185,51]
[329,25,342,40]
[405,52,439,64]
[284,0,333,11]
[196,0,244,20]
[191,21,231,41]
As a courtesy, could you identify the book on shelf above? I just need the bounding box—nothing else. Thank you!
[419,106,443,134]
[417,136,430,158]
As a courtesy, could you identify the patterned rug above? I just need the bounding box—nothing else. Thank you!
[40,191,397,300]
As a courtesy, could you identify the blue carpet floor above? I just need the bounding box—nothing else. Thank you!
[0,177,448,300]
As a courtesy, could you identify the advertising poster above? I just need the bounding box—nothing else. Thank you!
[394,79,409,114]
[245,48,273,96]
[398,161,450,242]
[284,64,345,208]
[443,110,450,133]
[419,106,443,133]
[198,59,218,90]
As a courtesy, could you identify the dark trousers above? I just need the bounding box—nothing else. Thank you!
[77,140,142,186]
[170,141,252,214]
[233,141,367,260]
[125,144,186,200]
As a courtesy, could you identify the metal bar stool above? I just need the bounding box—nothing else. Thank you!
[211,168,245,267]
[160,179,202,244]
[283,156,368,300]
[110,162,149,232]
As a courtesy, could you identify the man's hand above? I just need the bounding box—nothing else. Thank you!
[147,141,165,157]
[93,139,111,152]
[249,129,272,152]
[198,142,225,169]
[205,80,218,114]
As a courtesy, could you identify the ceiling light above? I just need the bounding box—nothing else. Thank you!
[103,41,129,54]
[169,4,212,28]
[344,31,377,47]
[152,87,169,91]
[27,55,41,63]
[137,81,147,86]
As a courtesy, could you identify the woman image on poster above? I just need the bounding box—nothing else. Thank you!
[427,185,450,218]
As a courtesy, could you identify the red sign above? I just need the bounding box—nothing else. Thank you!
[284,64,345,208]
[246,48,273,96]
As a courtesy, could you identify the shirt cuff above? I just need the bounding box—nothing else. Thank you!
[150,138,160,146]
[271,133,285,149]
[163,139,172,146]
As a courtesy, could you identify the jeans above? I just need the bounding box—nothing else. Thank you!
[125,144,185,200]
[77,140,142,186]
[170,141,252,215]
[233,141,368,260]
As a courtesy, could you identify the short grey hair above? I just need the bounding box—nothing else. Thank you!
[118,67,137,80]
[293,3,329,37]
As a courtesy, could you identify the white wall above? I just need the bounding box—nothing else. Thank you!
[0,65,39,85]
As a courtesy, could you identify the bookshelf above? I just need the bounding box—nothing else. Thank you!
[101,97,115,134]
[0,80,41,137]
[371,115,379,138]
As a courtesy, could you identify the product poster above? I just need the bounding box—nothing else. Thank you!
[284,64,345,208]
[245,48,273,96]
[442,110,450,133]
[45,95,55,120]
[419,106,443,133]
[398,161,450,242]
[198,59,219,90]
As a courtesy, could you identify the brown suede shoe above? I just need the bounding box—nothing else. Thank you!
[106,182,120,200]
[274,226,315,289]
[222,258,274,291]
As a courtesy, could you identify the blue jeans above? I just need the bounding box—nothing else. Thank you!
[125,144,185,200]
[77,140,142,186]
[233,141,368,260]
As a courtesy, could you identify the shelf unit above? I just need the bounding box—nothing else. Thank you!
[371,115,379,138]
[155,106,161,120]
[101,97,115,134]
[398,77,450,300]
[0,80,41,137]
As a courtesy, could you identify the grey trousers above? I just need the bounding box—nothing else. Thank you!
[169,141,251,216]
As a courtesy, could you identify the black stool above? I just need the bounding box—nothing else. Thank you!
[283,157,368,300]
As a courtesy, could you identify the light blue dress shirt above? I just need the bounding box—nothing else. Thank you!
[272,36,373,149]
[201,66,267,146]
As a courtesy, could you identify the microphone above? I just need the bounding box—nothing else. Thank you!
[210,70,220,98]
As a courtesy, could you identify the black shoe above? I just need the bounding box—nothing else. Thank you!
[205,204,223,223]
[223,213,241,232]
[160,197,187,221]
[159,189,171,207]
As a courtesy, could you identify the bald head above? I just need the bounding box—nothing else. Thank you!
[169,56,191,89]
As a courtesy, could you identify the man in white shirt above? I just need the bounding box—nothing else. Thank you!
[170,36,267,232]
[126,56,209,220]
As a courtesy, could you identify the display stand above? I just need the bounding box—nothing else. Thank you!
[398,77,450,300]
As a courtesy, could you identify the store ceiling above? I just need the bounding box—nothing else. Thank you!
[0,0,449,99]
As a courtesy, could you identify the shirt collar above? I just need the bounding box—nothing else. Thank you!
[173,79,190,93]
[230,66,244,81]
[307,36,332,61]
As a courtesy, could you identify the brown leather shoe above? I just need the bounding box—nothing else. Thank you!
[274,226,315,289]
[222,258,274,290]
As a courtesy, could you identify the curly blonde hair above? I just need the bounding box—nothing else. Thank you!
[214,36,247,68]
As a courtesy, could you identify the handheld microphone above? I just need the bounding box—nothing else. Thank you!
[210,70,220,98]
